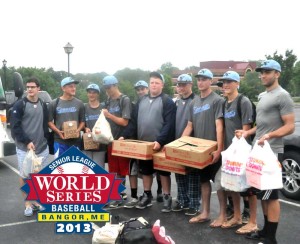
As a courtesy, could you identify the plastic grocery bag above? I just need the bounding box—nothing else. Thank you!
[246,140,283,190]
[221,136,251,192]
[92,112,114,144]
[22,149,43,178]
[92,223,122,244]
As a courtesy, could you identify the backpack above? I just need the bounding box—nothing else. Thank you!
[223,94,256,141]
[115,217,157,244]
[236,94,256,127]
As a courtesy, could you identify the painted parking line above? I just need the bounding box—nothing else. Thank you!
[0,220,36,228]
[0,159,19,175]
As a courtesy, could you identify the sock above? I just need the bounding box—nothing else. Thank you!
[144,190,152,197]
[259,215,268,236]
[228,196,233,208]
[266,221,278,243]
[131,188,137,199]
[157,178,162,194]
[243,199,250,209]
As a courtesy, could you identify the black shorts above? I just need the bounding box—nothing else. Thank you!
[129,159,139,176]
[256,189,279,200]
[240,187,259,197]
[139,159,171,176]
[199,159,221,183]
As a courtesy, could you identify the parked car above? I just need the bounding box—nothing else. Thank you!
[281,120,300,200]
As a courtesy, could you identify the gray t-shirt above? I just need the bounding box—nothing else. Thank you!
[175,94,194,139]
[137,95,164,142]
[48,97,85,146]
[254,86,294,153]
[224,95,253,149]
[188,92,223,140]
[84,103,106,152]
[16,100,48,154]
[106,95,131,140]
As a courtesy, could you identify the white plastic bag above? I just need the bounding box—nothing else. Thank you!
[246,140,283,190]
[22,149,43,178]
[221,136,251,192]
[92,112,114,144]
[92,223,122,244]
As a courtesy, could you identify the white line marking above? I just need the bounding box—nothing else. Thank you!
[0,159,19,175]
[0,220,36,228]
[279,199,300,208]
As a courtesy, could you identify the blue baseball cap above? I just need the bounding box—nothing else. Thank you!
[103,75,118,86]
[177,74,192,83]
[195,69,213,79]
[255,59,281,72]
[61,77,79,87]
[219,71,240,82]
[150,71,165,83]
[134,80,148,88]
[86,83,100,93]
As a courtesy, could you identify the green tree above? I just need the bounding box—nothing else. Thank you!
[290,61,300,96]
[265,49,297,91]
[239,72,264,101]
[160,62,179,76]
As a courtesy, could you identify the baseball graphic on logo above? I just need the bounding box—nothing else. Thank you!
[51,162,95,174]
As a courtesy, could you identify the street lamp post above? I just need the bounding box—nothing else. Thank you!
[63,42,74,76]
[2,60,7,91]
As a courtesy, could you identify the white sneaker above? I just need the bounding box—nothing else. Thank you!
[24,206,33,217]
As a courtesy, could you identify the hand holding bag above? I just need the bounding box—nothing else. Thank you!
[246,140,283,190]
[92,112,114,144]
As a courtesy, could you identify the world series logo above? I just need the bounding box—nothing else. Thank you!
[22,146,125,234]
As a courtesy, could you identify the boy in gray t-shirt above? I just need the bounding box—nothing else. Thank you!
[48,77,85,157]
[183,68,224,226]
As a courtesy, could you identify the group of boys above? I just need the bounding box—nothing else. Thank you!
[11,59,295,244]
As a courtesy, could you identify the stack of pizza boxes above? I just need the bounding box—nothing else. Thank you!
[112,137,217,175]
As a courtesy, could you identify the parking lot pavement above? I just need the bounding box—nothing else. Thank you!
[1,155,300,243]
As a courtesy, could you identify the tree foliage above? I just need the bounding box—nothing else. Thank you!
[265,49,297,91]
[239,72,264,101]
[290,61,300,96]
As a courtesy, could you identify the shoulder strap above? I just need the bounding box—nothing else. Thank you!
[119,94,127,111]
[53,98,60,123]
[237,94,243,119]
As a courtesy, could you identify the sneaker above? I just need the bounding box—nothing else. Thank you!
[108,200,122,208]
[185,208,199,216]
[161,194,172,213]
[242,208,250,224]
[135,193,153,209]
[32,204,45,211]
[120,192,128,200]
[124,198,139,209]
[226,205,234,220]
[172,201,189,212]
[24,206,33,217]
[156,192,163,202]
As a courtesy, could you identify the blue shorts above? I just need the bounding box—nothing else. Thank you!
[54,142,78,158]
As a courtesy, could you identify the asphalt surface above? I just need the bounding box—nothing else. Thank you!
[1,154,300,244]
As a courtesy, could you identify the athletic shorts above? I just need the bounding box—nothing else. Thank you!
[139,159,171,176]
[256,189,279,200]
[54,142,77,158]
[199,159,221,183]
[84,150,106,168]
[107,145,130,176]
[17,146,49,177]
[240,187,259,197]
[129,159,139,176]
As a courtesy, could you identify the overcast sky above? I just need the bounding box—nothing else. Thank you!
[1,0,299,75]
